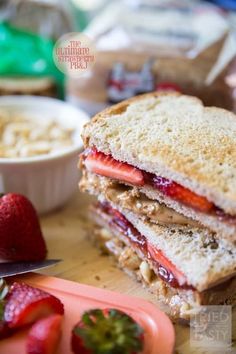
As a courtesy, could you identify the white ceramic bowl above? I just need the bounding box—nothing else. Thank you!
[0,96,89,214]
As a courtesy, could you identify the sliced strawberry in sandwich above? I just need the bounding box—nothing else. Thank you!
[84,149,144,186]
[148,244,188,287]
[152,176,214,213]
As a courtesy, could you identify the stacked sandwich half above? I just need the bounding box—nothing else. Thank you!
[79,93,236,321]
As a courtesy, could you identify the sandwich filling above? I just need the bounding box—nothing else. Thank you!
[98,201,193,290]
[81,168,236,291]
[83,148,236,222]
[91,202,236,320]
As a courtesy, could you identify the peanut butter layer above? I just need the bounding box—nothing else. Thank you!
[80,170,199,227]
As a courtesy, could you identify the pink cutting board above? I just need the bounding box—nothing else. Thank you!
[0,273,175,354]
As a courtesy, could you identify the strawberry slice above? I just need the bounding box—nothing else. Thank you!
[4,282,64,329]
[27,314,63,354]
[148,244,188,287]
[84,149,144,186]
[152,176,214,213]
[71,308,144,354]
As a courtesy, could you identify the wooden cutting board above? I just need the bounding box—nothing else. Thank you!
[39,190,235,353]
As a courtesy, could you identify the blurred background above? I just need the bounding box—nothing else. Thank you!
[0,0,236,115]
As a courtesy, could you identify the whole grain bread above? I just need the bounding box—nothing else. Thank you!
[82,93,236,216]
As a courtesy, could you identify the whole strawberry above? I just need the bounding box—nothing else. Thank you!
[0,193,47,261]
[71,308,144,354]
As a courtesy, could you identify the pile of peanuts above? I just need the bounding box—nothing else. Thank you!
[0,110,74,158]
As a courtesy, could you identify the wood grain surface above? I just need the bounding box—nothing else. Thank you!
[39,190,235,354]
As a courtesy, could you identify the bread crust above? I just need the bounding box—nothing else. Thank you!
[82,92,236,215]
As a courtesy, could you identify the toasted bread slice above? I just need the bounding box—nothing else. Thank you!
[82,93,236,217]
[82,93,236,241]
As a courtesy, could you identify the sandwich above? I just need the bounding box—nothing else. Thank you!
[81,92,236,243]
[79,92,236,321]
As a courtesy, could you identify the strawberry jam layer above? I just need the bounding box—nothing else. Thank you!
[99,201,194,290]
[84,149,236,222]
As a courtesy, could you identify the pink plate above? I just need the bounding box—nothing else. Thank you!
[0,273,175,354]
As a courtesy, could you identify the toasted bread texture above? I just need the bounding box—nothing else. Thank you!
[82,92,236,215]
[123,209,236,292]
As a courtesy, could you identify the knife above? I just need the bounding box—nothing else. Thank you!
[0,259,61,278]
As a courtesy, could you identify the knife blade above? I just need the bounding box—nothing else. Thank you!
[0,259,61,278]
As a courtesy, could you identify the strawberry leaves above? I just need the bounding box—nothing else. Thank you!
[72,309,144,354]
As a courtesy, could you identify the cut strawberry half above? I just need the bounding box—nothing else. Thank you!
[27,314,63,354]
[84,149,144,186]
[148,244,188,287]
[4,282,64,329]
[152,176,214,213]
